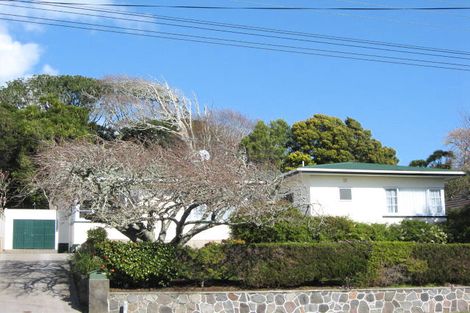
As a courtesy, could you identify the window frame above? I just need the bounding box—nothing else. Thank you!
[426,188,443,214]
[339,188,352,201]
[385,188,399,214]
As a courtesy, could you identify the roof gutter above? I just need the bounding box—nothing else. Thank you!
[287,168,466,177]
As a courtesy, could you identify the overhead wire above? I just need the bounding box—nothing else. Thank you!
[4,0,470,57]
[4,1,470,61]
[1,15,470,72]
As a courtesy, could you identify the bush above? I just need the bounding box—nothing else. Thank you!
[95,241,179,288]
[181,242,470,288]
[446,205,470,243]
[86,227,108,244]
[70,249,103,275]
[231,212,448,243]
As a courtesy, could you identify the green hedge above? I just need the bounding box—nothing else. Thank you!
[231,210,448,244]
[95,241,179,288]
[181,242,470,288]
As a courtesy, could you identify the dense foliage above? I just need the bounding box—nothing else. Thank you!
[231,209,448,244]
[72,227,470,289]
[285,115,398,170]
[71,228,179,288]
[446,204,470,243]
[179,242,470,288]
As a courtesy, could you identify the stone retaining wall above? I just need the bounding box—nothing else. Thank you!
[108,287,470,313]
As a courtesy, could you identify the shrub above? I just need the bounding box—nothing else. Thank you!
[95,241,179,288]
[231,211,448,244]
[446,205,470,243]
[389,220,447,243]
[70,249,103,275]
[181,242,470,288]
[86,227,108,244]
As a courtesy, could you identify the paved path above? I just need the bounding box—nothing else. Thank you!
[0,252,82,313]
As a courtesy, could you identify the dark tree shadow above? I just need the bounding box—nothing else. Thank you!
[0,260,82,311]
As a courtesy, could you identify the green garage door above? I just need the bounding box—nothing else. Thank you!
[13,220,55,249]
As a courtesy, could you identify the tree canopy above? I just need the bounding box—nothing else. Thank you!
[409,150,454,169]
[286,114,398,170]
[241,119,290,168]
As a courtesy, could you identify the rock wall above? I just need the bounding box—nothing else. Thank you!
[108,287,470,313]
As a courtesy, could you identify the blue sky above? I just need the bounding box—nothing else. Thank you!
[0,0,469,165]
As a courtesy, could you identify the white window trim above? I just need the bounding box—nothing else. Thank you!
[426,188,444,215]
[384,187,399,214]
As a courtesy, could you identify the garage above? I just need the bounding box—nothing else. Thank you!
[13,219,56,249]
[1,209,58,251]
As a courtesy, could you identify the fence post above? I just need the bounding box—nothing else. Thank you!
[89,272,109,313]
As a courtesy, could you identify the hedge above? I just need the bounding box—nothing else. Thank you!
[181,242,470,288]
[231,210,448,244]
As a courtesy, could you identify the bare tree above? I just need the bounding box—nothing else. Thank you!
[34,77,290,245]
[0,170,10,214]
[446,113,470,170]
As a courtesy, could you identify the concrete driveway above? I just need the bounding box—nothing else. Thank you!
[0,252,82,313]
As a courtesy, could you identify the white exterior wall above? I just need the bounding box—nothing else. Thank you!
[66,208,230,249]
[299,173,446,224]
[0,214,4,251]
[3,208,58,250]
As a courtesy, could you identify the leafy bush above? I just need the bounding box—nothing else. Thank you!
[389,220,447,243]
[95,241,179,288]
[70,249,103,276]
[86,227,108,244]
[181,242,470,288]
[231,212,448,243]
[446,205,470,243]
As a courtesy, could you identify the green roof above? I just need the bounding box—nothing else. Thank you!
[302,162,460,172]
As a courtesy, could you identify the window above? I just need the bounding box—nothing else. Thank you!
[339,188,352,200]
[428,189,443,214]
[385,189,398,213]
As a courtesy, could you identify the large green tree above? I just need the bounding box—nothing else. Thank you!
[409,150,454,169]
[286,114,398,170]
[241,119,290,168]
[0,75,102,207]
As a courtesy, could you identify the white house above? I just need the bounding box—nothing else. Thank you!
[0,162,465,252]
[285,162,466,224]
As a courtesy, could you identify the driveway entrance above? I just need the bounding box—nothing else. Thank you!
[0,252,81,313]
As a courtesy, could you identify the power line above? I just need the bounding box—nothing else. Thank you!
[2,11,470,69]
[8,0,470,58]
[3,0,470,11]
[1,15,469,72]
[5,1,470,61]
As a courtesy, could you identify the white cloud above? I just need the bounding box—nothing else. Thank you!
[42,64,59,75]
[0,27,41,84]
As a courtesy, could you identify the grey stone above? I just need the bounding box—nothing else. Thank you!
[420,293,429,302]
[366,294,375,302]
[239,293,247,302]
[275,295,286,305]
[358,293,365,300]
[436,303,442,312]
[267,303,276,313]
[392,300,401,308]
[128,295,139,303]
[285,301,297,313]
[257,303,267,313]
[406,293,418,301]
[88,277,109,313]
[411,306,424,313]
[376,301,384,308]
[189,294,201,303]
[351,300,360,309]
[383,302,394,313]
[311,293,323,304]
[434,295,444,302]
[445,293,456,300]
[267,294,274,304]
[298,293,309,305]
[339,293,348,303]
[252,294,267,304]
[385,292,396,302]
[319,304,329,312]
[240,303,250,313]
[159,306,172,313]
[206,294,216,304]
[395,293,406,302]
[176,295,189,304]
[147,303,159,313]
[358,301,369,313]
[343,303,350,311]
[215,294,227,302]
[457,300,468,312]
